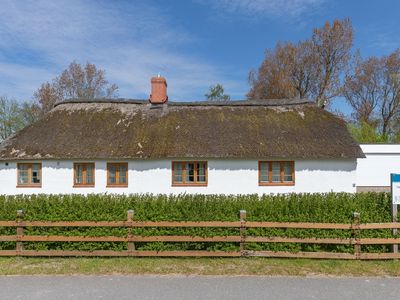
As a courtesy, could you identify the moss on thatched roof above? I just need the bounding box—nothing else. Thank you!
[0,99,364,160]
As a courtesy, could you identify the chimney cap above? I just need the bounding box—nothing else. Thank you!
[151,75,167,83]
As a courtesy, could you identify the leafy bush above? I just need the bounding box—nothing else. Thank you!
[0,193,393,253]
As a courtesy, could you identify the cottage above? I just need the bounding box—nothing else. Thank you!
[0,76,364,195]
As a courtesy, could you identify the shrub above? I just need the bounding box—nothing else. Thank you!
[0,193,393,252]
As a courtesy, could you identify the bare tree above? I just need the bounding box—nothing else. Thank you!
[379,49,400,135]
[312,18,353,107]
[344,49,400,136]
[247,42,298,100]
[286,40,317,99]
[343,53,381,124]
[58,62,118,100]
[248,18,353,108]
[33,61,118,114]
[33,82,63,114]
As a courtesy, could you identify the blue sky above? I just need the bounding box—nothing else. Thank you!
[0,0,399,115]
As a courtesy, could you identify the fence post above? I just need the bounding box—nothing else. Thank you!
[16,210,24,255]
[352,212,361,260]
[127,210,135,252]
[239,210,247,256]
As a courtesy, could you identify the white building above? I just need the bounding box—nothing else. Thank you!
[356,144,400,192]
[0,77,364,195]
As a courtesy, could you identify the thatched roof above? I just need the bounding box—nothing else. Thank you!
[0,99,364,160]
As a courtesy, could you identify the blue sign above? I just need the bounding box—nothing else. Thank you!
[391,174,400,204]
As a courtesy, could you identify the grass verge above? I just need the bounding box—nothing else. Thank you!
[1,257,400,277]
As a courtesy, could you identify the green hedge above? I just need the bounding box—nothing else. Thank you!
[0,193,394,253]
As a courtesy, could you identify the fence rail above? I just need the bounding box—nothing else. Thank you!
[0,210,399,259]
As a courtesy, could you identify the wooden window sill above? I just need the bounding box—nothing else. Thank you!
[16,185,42,188]
[172,183,208,187]
[106,185,128,188]
[73,185,95,188]
[259,182,295,186]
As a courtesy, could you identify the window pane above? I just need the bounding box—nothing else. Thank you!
[197,162,206,182]
[109,165,116,184]
[18,164,29,185]
[31,163,41,184]
[86,164,94,184]
[272,162,281,182]
[119,165,127,184]
[186,163,195,182]
[259,162,269,182]
[173,163,183,183]
[283,162,293,182]
[76,164,83,184]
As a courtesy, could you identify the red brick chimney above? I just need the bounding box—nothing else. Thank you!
[149,75,168,104]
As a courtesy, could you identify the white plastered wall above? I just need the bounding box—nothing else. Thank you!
[0,159,357,195]
[357,144,400,189]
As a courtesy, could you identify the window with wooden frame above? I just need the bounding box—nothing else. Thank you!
[17,163,42,187]
[107,163,128,187]
[172,161,208,186]
[258,161,295,186]
[73,163,95,187]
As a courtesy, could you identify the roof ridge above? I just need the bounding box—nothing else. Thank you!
[54,98,315,108]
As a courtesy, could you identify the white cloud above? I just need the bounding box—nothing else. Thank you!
[197,0,325,19]
[0,0,245,101]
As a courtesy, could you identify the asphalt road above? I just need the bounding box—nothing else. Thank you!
[1,275,400,300]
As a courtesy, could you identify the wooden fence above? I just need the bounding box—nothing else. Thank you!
[0,210,400,259]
